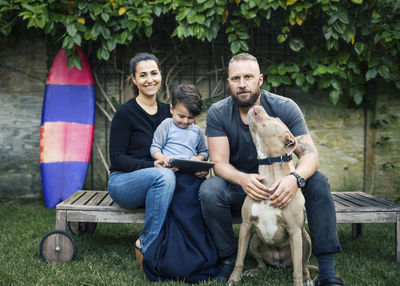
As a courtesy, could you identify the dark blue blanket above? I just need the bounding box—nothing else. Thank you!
[142,172,219,283]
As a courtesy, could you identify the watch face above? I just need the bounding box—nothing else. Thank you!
[298,178,306,188]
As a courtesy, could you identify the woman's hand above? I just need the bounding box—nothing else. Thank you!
[154,159,165,167]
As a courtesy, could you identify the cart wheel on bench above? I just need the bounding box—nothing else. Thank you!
[39,230,77,263]
[68,222,97,235]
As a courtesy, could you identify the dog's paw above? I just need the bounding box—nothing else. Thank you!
[227,273,241,285]
[304,280,314,286]
[243,267,262,277]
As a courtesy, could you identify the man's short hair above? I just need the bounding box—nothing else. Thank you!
[229,53,259,66]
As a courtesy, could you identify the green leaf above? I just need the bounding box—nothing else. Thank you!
[277,33,287,43]
[289,38,304,52]
[97,47,110,61]
[306,72,315,85]
[228,33,237,43]
[350,86,364,105]
[120,31,128,43]
[230,41,241,54]
[378,65,390,80]
[331,78,341,90]
[281,75,291,85]
[354,42,364,55]
[101,13,109,23]
[73,33,82,46]
[67,55,82,70]
[337,11,349,24]
[365,69,377,81]
[154,6,162,17]
[269,75,281,88]
[66,23,77,37]
[329,90,340,106]
[240,40,249,52]
[295,73,305,86]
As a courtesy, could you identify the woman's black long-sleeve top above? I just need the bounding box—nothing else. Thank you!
[109,98,171,173]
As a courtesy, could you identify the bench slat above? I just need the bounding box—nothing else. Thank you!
[86,191,108,206]
[58,190,85,206]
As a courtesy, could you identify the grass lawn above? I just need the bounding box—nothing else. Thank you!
[1,197,399,286]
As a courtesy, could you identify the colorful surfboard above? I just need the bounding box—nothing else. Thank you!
[40,46,95,208]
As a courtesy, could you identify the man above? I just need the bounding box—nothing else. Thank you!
[199,53,343,286]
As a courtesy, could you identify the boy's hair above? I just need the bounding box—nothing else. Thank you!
[171,84,202,117]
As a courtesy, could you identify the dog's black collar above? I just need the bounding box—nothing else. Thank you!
[258,154,292,166]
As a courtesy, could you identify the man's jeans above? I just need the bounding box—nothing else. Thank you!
[198,171,342,259]
[108,167,176,252]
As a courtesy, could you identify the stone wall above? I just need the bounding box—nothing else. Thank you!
[0,37,399,203]
[0,36,47,198]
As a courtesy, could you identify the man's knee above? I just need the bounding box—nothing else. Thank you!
[304,171,336,211]
[199,176,226,203]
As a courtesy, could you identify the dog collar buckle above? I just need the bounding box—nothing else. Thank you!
[258,154,292,166]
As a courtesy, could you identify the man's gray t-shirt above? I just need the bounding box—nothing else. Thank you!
[206,90,308,174]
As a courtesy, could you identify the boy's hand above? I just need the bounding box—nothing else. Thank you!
[190,155,205,161]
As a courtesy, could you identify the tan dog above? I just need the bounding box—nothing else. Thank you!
[228,106,313,286]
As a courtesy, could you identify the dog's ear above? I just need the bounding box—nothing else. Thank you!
[284,131,297,155]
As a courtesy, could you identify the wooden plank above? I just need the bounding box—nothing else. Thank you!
[336,211,397,224]
[353,192,400,208]
[332,194,362,209]
[55,210,67,231]
[67,210,146,224]
[86,191,108,206]
[332,192,400,212]
[57,190,85,207]
[73,191,97,206]
[396,213,400,263]
[342,192,391,208]
[340,193,373,207]
[100,193,114,207]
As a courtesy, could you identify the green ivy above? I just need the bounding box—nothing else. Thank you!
[0,0,399,105]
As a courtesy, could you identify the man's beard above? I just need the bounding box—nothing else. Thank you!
[231,89,260,108]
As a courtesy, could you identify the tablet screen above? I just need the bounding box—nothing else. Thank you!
[169,158,215,173]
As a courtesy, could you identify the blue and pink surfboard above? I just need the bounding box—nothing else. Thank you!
[40,46,95,208]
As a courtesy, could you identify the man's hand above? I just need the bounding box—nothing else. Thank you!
[267,174,298,208]
[239,173,270,201]
[194,169,209,178]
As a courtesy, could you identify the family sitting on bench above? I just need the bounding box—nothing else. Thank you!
[107,52,343,286]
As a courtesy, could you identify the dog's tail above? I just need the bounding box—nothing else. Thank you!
[307,265,319,272]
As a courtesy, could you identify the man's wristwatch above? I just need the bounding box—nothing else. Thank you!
[290,172,306,188]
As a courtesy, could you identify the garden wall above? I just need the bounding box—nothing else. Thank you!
[0,36,398,203]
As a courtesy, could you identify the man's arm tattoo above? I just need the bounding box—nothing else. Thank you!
[297,135,316,154]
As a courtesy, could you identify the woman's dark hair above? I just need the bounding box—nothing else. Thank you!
[171,84,203,117]
[129,53,161,96]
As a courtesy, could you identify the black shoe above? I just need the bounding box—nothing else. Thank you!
[215,255,236,282]
[314,276,343,286]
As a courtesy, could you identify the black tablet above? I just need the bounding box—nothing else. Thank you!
[169,158,215,173]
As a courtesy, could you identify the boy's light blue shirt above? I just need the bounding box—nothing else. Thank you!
[150,118,209,160]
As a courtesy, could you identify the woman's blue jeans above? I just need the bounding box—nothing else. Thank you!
[107,167,176,253]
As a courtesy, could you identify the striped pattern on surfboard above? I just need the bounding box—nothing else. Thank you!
[40,46,95,208]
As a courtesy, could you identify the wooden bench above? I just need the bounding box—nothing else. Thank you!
[40,190,400,263]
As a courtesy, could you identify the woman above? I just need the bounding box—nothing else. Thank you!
[107,53,176,269]
[108,52,218,283]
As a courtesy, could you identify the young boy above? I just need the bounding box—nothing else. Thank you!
[150,84,209,167]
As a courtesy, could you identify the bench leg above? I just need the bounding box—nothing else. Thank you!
[55,210,67,231]
[396,213,400,263]
[352,223,364,238]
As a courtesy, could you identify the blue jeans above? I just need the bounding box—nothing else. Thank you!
[198,171,342,259]
[108,167,176,253]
